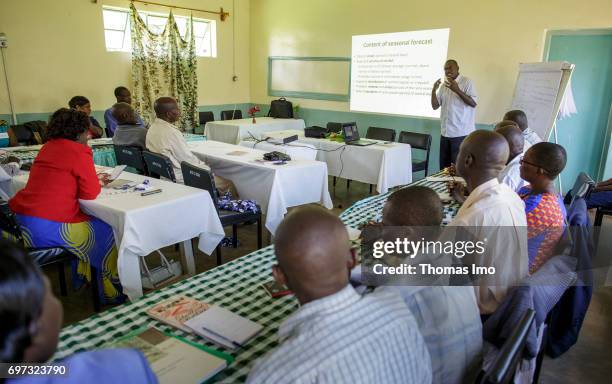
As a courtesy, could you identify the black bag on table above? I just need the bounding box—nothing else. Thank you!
[267,97,294,118]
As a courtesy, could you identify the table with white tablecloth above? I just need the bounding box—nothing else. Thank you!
[238,139,318,161]
[263,129,412,193]
[189,140,333,233]
[204,117,306,144]
[11,170,225,301]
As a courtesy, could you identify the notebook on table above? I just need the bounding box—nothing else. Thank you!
[146,295,210,333]
[110,327,232,384]
[185,305,263,350]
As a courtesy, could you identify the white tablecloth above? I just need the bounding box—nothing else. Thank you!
[11,171,224,301]
[189,140,333,233]
[238,140,318,161]
[204,117,306,144]
[264,130,412,193]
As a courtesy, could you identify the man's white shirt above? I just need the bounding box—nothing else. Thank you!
[522,128,542,150]
[436,75,478,138]
[448,178,528,314]
[247,285,432,384]
[378,285,483,384]
[498,154,528,192]
[145,118,209,183]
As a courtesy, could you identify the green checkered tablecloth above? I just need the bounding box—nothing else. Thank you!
[0,145,117,167]
[54,172,460,383]
[0,134,206,168]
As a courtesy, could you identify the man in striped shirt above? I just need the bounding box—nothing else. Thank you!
[375,186,483,384]
[247,206,432,384]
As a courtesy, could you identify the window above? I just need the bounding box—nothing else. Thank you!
[102,7,217,57]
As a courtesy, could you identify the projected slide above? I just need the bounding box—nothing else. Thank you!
[350,28,450,118]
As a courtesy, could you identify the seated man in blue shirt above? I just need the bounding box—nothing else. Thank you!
[374,186,483,384]
[104,86,145,137]
[0,240,157,384]
[247,206,432,384]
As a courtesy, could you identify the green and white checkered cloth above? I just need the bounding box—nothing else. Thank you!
[54,172,459,383]
[0,134,205,168]
[1,146,116,167]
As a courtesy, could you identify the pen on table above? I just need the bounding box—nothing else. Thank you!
[141,189,162,196]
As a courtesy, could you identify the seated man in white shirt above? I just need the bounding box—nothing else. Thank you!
[503,109,541,150]
[247,206,432,384]
[495,122,527,192]
[375,186,483,384]
[146,97,237,196]
[448,130,528,315]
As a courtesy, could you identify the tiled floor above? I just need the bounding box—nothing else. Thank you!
[45,176,612,383]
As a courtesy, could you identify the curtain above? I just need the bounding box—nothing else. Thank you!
[130,3,198,131]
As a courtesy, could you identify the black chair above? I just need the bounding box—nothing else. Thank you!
[181,162,262,265]
[196,111,215,134]
[0,200,101,312]
[594,207,612,226]
[326,122,342,134]
[114,145,148,175]
[476,309,536,384]
[398,131,432,177]
[220,110,243,121]
[366,126,396,142]
[142,151,176,182]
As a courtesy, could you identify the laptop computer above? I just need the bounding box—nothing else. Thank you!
[342,122,376,146]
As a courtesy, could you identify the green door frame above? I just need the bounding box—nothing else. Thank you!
[543,28,612,182]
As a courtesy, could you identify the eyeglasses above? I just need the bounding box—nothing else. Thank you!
[519,157,549,174]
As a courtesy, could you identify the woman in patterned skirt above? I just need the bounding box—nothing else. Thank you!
[518,142,567,274]
[8,108,125,304]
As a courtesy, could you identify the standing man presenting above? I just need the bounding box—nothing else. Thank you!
[431,59,478,169]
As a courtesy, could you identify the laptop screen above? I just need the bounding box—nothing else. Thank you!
[342,123,359,141]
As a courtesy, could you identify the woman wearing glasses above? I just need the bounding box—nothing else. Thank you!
[518,142,567,274]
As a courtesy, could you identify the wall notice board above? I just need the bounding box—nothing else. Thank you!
[268,56,351,101]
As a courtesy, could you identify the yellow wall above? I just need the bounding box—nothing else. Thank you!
[249,0,612,124]
[0,0,250,115]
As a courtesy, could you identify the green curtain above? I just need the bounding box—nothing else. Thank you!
[129,3,198,131]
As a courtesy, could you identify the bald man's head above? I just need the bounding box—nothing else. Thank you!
[503,110,528,132]
[154,97,181,123]
[383,186,443,227]
[456,130,509,190]
[495,124,524,162]
[111,102,137,125]
[273,206,354,304]
[494,120,519,131]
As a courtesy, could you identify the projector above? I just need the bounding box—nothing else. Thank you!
[267,134,298,145]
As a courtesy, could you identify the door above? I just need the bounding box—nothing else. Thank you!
[546,31,612,187]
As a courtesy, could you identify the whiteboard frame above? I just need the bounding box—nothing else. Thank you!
[510,61,574,142]
[267,56,351,102]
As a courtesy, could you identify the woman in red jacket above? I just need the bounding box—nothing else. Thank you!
[9,108,124,304]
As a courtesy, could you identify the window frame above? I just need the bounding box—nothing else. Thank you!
[101,6,217,58]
